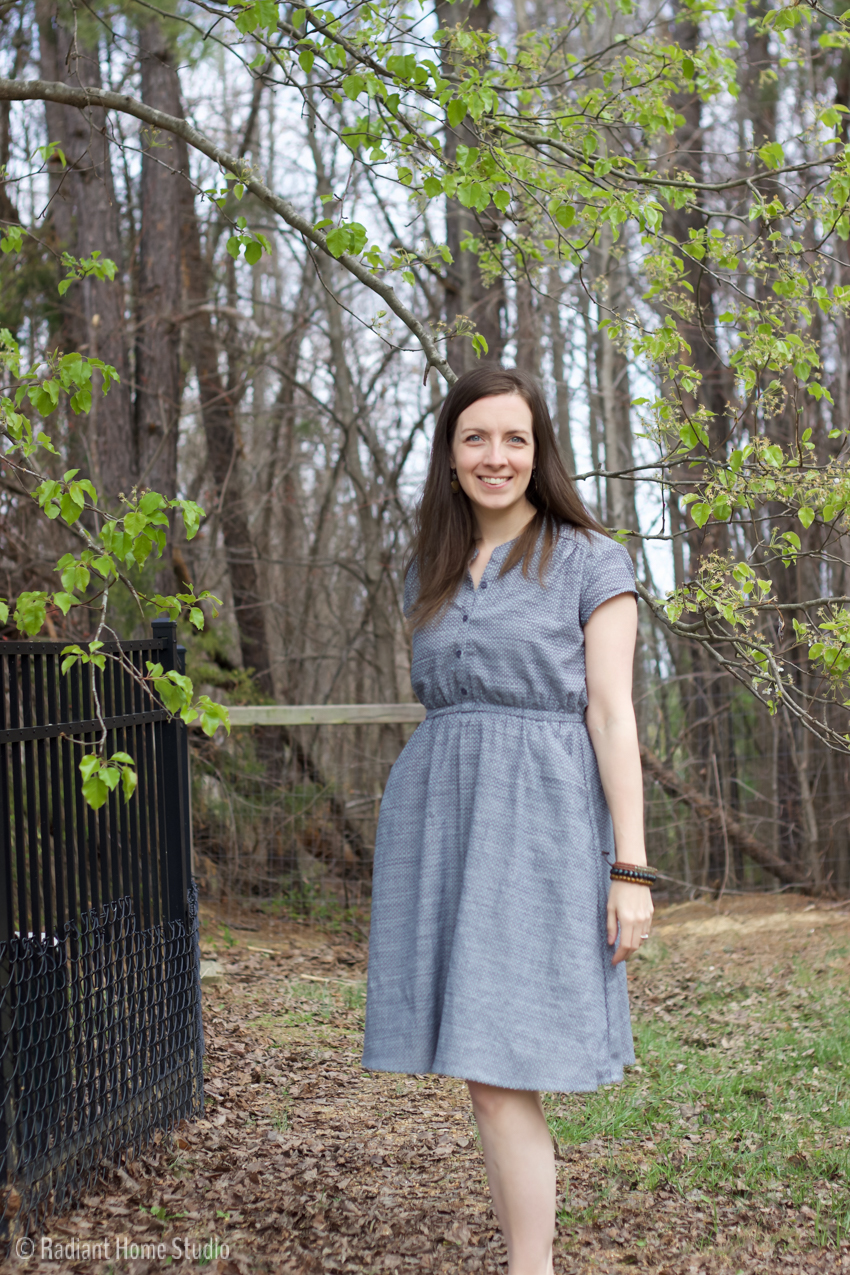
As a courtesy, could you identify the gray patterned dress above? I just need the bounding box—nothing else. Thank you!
[361,527,638,1092]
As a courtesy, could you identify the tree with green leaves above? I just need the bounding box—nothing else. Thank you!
[4,0,850,877]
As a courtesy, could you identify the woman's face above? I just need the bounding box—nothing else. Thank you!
[450,393,535,515]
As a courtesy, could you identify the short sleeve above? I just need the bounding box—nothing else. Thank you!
[402,559,420,619]
[579,534,637,627]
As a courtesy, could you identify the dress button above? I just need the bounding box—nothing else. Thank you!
[462,615,468,622]
[461,687,468,695]
[456,650,462,658]
[480,581,488,590]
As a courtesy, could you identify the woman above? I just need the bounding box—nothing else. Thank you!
[362,367,653,1275]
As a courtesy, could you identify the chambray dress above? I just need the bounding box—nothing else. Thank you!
[361,528,638,1092]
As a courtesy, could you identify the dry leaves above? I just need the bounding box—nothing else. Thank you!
[7,899,850,1274]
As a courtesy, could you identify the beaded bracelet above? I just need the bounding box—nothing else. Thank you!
[609,861,657,886]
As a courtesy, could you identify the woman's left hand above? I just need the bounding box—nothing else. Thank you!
[607,881,654,966]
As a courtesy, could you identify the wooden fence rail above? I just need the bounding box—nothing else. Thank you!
[226,704,427,727]
[220,704,807,890]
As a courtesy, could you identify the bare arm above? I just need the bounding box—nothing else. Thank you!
[584,592,653,965]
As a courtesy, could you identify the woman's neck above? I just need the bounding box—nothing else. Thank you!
[473,497,537,550]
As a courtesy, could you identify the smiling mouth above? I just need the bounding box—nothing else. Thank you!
[477,475,511,487]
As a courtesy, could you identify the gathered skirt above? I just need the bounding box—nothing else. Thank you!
[361,703,635,1092]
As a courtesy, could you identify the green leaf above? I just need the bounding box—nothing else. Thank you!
[122,766,138,802]
[79,754,101,782]
[245,240,263,265]
[124,511,149,537]
[100,765,121,792]
[81,773,108,810]
[179,500,204,541]
[132,534,154,568]
[92,555,115,578]
[53,592,77,616]
[325,226,349,258]
[758,142,785,171]
[299,49,315,73]
[59,492,83,524]
[155,680,186,714]
[197,697,231,738]
[14,591,47,636]
[447,99,467,128]
[189,606,205,630]
[110,752,135,765]
[682,57,695,79]
[691,502,711,528]
[0,225,24,255]
[342,74,366,100]
[70,385,92,414]
[165,669,193,697]
[553,203,575,229]
[798,506,815,528]
[139,491,165,515]
[36,141,66,168]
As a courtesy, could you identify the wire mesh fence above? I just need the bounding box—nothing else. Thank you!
[0,892,203,1238]
[192,686,850,911]
[0,624,204,1244]
[191,714,420,909]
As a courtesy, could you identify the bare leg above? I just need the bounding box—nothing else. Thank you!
[467,1081,556,1275]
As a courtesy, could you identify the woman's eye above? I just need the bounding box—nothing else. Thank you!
[464,433,482,442]
[510,436,529,444]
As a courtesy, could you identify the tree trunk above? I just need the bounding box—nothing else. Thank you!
[590,227,638,539]
[136,20,184,525]
[435,0,505,373]
[664,2,739,887]
[36,0,133,501]
[515,274,540,378]
[547,271,577,474]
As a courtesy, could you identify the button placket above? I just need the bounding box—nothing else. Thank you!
[455,581,469,698]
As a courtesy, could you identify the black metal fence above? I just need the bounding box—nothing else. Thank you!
[0,620,204,1239]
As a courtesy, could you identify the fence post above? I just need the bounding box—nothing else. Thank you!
[151,619,190,924]
[177,645,194,882]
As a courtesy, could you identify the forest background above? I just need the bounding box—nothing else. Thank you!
[3,0,850,904]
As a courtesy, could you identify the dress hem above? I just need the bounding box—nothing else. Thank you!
[359,1057,632,1094]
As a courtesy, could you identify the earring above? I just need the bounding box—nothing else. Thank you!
[450,469,460,494]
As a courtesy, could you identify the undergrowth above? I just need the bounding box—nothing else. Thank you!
[548,932,850,1245]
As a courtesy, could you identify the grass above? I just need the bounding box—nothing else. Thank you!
[251,888,369,936]
[547,932,850,1244]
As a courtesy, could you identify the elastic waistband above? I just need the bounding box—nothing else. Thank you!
[425,703,584,723]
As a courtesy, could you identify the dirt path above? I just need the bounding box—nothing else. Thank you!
[11,895,850,1274]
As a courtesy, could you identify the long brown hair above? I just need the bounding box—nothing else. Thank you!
[407,367,605,629]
